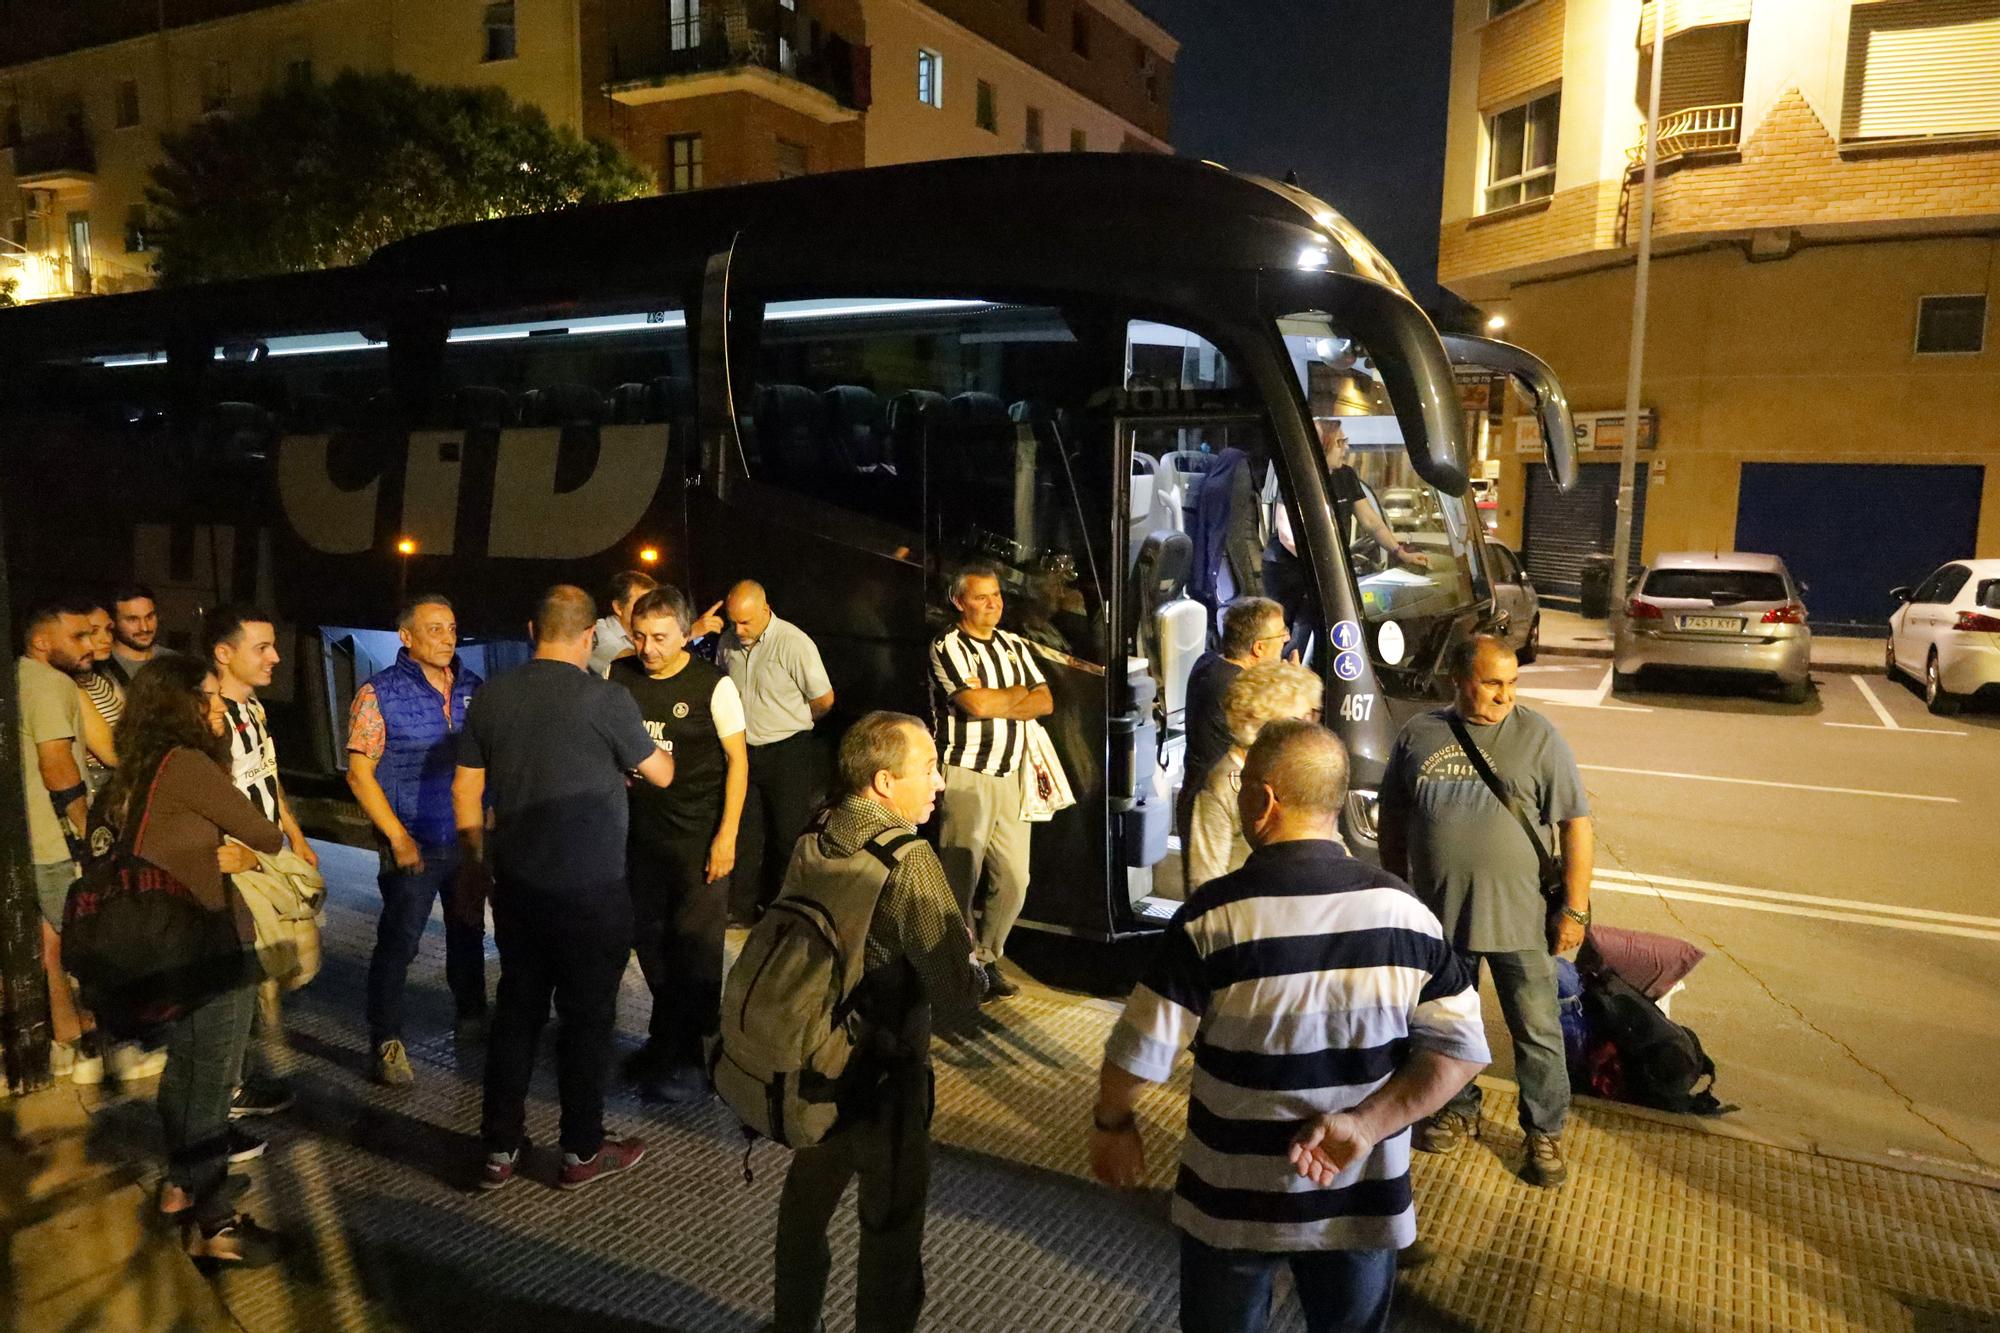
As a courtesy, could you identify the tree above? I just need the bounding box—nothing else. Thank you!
[147,70,649,285]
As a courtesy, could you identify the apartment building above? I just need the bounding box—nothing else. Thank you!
[1,0,1173,302]
[1440,0,2000,629]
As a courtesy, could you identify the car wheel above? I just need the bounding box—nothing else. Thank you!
[1925,650,1962,716]
[1519,616,1540,665]
[1779,679,1811,705]
[1883,637,1898,682]
[1611,670,1639,695]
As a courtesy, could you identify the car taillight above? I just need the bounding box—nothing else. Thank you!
[1955,610,2000,632]
[1761,603,1806,624]
[1627,598,1662,620]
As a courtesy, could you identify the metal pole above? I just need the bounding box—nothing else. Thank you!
[1610,5,1665,631]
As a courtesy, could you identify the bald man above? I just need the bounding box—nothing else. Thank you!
[456,585,675,1192]
[698,581,834,917]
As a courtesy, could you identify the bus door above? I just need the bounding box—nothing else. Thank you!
[695,282,1123,936]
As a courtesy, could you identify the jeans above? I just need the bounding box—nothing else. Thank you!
[773,1060,933,1333]
[366,845,487,1047]
[1179,1234,1395,1333]
[158,980,256,1227]
[481,881,632,1158]
[1444,948,1569,1136]
[934,765,1031,964]
[746,733,819,911]
[628,835,726,1067]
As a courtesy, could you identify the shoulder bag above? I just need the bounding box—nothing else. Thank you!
[1443,712,1567,913]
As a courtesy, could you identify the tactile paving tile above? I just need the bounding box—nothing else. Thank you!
[94,851,2000,1332]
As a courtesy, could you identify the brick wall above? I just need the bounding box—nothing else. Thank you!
[919,0,1170,140]
[1478,0,1565,109]
[612,92,864,191]
[1438,179,1623,290]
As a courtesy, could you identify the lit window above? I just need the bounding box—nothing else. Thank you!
[667,133,704,193]
[1025,106,1043,152]
[114,80,140,128]
[918,49,943,107]
[483,1,517,63]
[670,0,701,53]
[976,79,997,133]
[776,138,807,180]
[1484,90,1559,212]
[1915,295,1987,356]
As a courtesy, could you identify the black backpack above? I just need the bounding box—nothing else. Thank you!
[1581,969,1733,1117]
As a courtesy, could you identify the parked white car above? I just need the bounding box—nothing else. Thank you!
[1887,559,2000,715]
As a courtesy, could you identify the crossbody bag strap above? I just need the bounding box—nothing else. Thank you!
[1444,712,1560,888]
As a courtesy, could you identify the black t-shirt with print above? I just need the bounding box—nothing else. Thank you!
[610,655,733,848]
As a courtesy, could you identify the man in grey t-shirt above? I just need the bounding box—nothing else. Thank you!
[1379,634,1593,1189]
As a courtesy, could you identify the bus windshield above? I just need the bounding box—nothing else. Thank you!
[1277,312,1486,678]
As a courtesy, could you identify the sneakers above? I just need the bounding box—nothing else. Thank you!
[453,1011,491,1044]
[373,1039,415,1086]
[1524,1132,1568,1188]
[230,1079,294,1119]
[981,961,1019,1002]
[637,1065,711,1106]
[480,1143,524,1193]
[1413,1109,1479,1156]
[557,1136,647,1191]
[186,1213,282,1268]
[109,1042,168,1083]
[226,1127,268,1164]
[55,1035,105,1085]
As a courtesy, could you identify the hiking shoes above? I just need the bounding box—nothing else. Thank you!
[1413,1109,1478,1155]
[373,1039,415,1087]
[1524,1132,1568,1188]
[558,1137,647,1191]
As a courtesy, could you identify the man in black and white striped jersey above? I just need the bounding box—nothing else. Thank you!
[928,561,1052,1000]
[209,605,317,1130]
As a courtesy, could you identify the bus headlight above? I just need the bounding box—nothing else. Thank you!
[1345,788,1380,845]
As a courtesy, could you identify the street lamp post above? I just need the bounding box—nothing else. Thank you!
[1610,8,1666,632]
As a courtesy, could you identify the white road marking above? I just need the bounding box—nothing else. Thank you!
[1518,666,1653,713]
[1577,763,1957,803]
[1853,675,1898,728]
[1595,868,2000,929]
[1594,877,2000,944]
[1824,721,1966,736]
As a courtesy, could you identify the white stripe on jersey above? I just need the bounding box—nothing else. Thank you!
[929,627,1046,778]
[225,695,282,823]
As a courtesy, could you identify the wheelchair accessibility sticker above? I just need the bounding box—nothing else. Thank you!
[1334,650,1365,682]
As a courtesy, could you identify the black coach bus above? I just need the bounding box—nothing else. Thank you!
[0,153,1575,940]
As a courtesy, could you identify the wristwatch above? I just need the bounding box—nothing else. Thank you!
[1558,904,1592,926]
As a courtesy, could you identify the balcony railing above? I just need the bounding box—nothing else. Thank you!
[9,124,96,184]
[1627,102,1741,167]
[609,2,865,112]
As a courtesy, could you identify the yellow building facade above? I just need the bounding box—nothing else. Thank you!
[1440,0,2000,627]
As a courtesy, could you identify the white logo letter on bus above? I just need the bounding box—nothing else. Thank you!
[277,428,670,558]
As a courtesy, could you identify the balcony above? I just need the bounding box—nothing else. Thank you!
[8,125,95,189]
[606,3,865,126]
[1627,103,1741,169]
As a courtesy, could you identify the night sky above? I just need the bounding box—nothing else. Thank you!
[1131,1,1457,308]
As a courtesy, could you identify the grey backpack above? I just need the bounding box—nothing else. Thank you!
[709,813,923,1149]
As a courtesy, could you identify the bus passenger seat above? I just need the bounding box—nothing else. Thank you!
[452,386,514,431]
[286,392,350,434]
[822,385,888,472]
[607,382,650,424]
[648,376,694,425]
[755,384,826,478]
[519,383,604,428]
[1129,528,1205,734]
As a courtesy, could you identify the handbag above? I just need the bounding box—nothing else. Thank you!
[1443,712,1567,912]
[62,755,253,1038]
[231,847,327,990]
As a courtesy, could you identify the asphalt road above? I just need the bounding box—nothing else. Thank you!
[1510,654,2000,1176]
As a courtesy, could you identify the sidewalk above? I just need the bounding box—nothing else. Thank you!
[1541,609,1886,673]
[7,844,1998,1331]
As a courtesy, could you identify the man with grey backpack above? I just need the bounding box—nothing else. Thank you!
[713,710,983,1333]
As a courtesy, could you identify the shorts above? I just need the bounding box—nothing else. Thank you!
[36,859,78,932]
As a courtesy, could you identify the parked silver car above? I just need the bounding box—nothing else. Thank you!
[1613,551,1812,702]
[1482,540,1540,662]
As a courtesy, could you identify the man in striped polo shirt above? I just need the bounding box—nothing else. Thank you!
[1091,721,1488,1333]
[929,561,1053,1000]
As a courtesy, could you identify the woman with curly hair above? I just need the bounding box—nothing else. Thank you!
[1185,659,1324,890]
[99,654,286,1267]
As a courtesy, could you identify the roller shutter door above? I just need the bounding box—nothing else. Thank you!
[1522,462,1648,606]
[1733,463,1983,633]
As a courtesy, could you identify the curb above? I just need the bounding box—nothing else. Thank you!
[1541,642,1885,676]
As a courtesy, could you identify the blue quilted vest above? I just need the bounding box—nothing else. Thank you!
[369,649,482,848]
